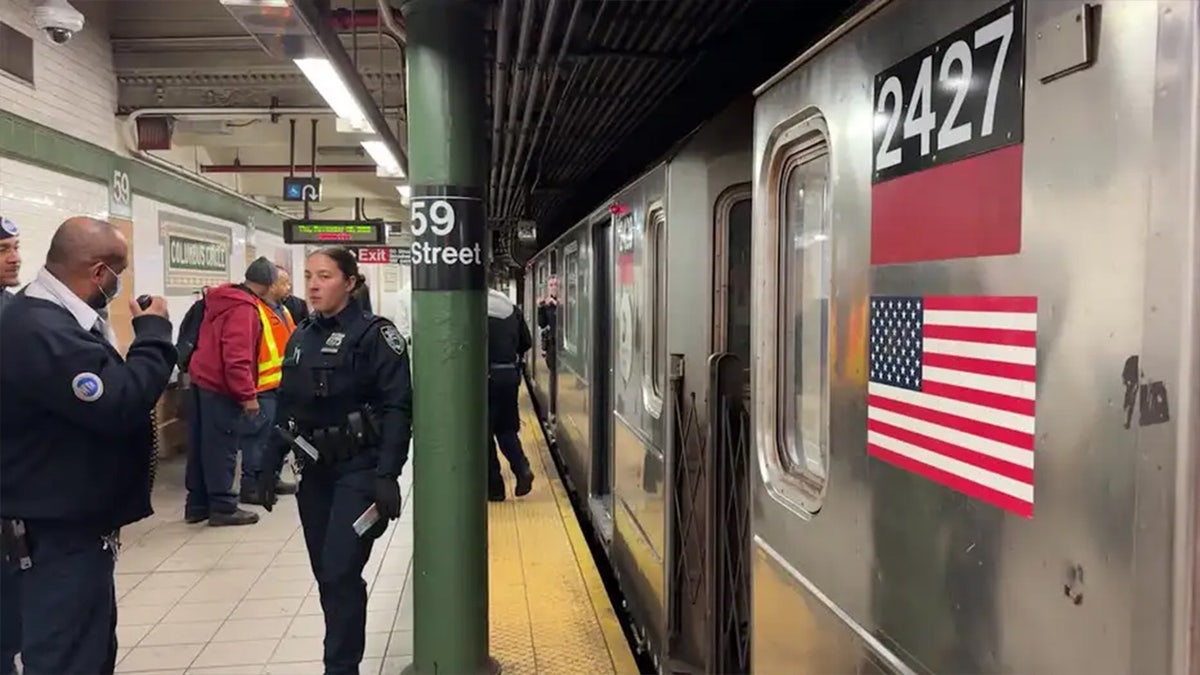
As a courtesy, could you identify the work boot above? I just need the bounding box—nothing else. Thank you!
[239,484,262,506]
[184,511,208,525]
[488,483,506,502]
[514,468,534,497]
[209,508,260,527]
[274,479,298,495]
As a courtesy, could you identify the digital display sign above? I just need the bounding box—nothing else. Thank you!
[282,219,387,245]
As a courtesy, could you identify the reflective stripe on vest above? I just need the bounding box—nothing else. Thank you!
[255,301,295,392]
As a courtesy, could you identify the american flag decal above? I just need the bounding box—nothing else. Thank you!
[867,295,1038,518]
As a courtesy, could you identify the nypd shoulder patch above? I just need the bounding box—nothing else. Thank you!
[380,324,406,357]
[71,372,104,402]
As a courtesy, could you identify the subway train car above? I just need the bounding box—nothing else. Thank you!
[524,0,1200,672]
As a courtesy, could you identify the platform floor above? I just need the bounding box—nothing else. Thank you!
[102,397,636,674]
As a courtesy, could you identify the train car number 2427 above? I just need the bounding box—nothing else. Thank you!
[871,1,1026,184]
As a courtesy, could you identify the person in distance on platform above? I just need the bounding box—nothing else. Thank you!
[487,288,535,501]
[0,216,22,318]
[277,265,310,325]
[0,217,176,674]
[252,246,411,674]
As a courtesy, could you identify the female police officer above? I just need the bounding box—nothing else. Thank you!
[252,246,410,674]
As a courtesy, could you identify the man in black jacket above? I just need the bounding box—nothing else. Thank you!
[487,288,535,501]
[276,265,309,325]
[0,217,176,674]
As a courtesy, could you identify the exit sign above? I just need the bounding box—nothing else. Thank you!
[350,247,391,264]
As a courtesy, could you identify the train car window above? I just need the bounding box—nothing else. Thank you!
[780,141,831,492]
[563,244,579,353]
[757,110,832,516]
[643,203,666,418]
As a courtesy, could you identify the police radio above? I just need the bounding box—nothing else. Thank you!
[136,294,152,310]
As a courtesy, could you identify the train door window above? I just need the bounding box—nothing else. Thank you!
[642,203,666,418]
[714,184,753,393]
[563,243,579,353]
[761,112,831,515]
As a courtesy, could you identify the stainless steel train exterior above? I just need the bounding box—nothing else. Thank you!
[524,0,1199,672]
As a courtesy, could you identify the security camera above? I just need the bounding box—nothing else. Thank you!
[33,0,85,46]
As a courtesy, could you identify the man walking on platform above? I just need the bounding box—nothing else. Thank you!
[487,288,535,501]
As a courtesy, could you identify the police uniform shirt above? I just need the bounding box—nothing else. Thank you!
[278,302,412,478]
[0,268,176,528]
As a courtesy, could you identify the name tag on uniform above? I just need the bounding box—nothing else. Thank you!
[321,332,345,354]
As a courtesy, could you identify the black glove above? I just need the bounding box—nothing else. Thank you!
[374,476,401,520]
[254,471,278,513]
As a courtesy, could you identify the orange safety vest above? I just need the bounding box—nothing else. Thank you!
[255,300,296,392]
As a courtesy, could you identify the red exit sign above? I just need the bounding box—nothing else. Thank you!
[350,247,391,264]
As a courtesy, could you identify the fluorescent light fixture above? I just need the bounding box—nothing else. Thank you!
[362,140,404,178]
[396,185,411,205]
[293,57,371,131]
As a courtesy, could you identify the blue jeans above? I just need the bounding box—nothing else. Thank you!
[185,387,246,517]
[239,391,279,487]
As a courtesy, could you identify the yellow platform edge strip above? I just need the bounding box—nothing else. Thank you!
[520,402,641,675]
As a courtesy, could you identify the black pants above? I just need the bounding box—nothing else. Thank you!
[185,387,246,517]
[0,524,117,675]
[297,457,386,675]
[488,380,530,488]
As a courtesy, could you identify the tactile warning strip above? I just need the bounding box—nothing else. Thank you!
[488,396,639,675]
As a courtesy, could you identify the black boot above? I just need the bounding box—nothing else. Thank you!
[514,468,534,497]
[488,482,506,502]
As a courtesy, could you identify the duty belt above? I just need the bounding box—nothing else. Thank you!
[0,519,121,569]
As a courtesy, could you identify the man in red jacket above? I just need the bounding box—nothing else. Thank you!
[184,257,281,526]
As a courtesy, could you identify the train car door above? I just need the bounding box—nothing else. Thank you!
[710,183,753,673]
[590,217,615,539]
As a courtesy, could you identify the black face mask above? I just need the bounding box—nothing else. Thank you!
[86,265,120,309]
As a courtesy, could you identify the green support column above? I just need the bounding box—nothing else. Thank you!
[402,1,496,674]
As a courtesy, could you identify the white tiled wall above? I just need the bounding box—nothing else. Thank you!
[0,157,109,283]
[0,0,120,151]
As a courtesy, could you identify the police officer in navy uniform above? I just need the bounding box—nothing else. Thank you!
[0,216,22,319]
[0,217,176,674]
[0,216,22,675]
[253,246,410,675]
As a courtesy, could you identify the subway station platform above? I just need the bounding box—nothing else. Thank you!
[104,397,636,674]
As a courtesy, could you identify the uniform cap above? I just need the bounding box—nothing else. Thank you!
[245,256,278,286]
[0,217,18,240]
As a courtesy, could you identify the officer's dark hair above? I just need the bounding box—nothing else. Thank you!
[310,246,360,290]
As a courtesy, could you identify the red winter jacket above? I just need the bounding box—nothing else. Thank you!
[188,284,263,403]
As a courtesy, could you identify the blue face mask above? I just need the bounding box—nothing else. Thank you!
[90,263,122,309]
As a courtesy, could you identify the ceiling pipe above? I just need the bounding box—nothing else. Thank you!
[511,0,583,219]
[371,0,407,44]
[489,0,516,209]
[119,107,337,219]
[494,0,536,219]
[200,164,378,174]
[501,0,564,219]
[111,11,405,49]
[290,0,409,177]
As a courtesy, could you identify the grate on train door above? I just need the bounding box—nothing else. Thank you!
[669,354,710,672]
[707,352,751,674]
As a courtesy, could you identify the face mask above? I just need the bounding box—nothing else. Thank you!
[90,263,121,308]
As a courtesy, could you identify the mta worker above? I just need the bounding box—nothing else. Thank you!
[184,257,287,526]
[487,288,535,501]
[0,216,21,317]
[0,217,175,675]
[252,246,410,674]
[0,216,22,675]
